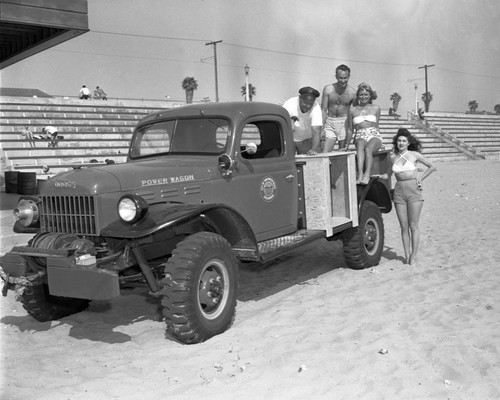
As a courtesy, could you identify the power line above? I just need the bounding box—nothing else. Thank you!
[92,30,207,43]
[435,66,500,80]
[88,30,420,68]
[223,42,421,68]
[50,48,200,64]
[56,30,500,80]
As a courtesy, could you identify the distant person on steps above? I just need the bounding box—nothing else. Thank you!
[94,86,108,100]
[21,124,36,148]
[41,125,60,148]
[79,85,91,99]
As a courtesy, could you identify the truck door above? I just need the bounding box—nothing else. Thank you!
[233,119,298,242]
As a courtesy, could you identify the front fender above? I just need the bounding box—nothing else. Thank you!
[101,202,258,248]
[357,178,392,213]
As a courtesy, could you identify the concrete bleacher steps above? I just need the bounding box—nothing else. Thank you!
[378,117,469,161]
[422,113,500,157]
[0,97,167,174]
[379,112,500,161]
[1,96,500,176]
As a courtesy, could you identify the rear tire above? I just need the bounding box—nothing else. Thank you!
[160,232,239,344]
[342,200,384,269]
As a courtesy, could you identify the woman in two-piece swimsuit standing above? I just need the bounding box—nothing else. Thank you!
[391,128,436,266]
[348,82,383,185]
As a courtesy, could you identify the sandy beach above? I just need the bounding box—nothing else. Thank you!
[1,159,499,400]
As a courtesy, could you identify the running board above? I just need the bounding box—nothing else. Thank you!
[233,230,325,263]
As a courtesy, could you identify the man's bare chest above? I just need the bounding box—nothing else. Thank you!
[329,91,352,106]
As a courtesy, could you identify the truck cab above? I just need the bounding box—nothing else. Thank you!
[126,102,299,241]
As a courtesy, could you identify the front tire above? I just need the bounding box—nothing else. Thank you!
[160,232,239,344]
[342,200,384,269]
[19,274,90,321]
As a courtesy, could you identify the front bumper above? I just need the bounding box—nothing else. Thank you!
[0,248,120,300]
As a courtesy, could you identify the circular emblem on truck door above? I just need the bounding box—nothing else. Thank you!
[260,176,277,202]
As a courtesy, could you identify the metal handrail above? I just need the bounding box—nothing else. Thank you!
[414,119,485,160]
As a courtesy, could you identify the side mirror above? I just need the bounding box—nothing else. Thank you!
[218,153,234,176]
[242,142,257,155]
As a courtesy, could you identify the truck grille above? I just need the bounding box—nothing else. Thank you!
[40,195,97,236]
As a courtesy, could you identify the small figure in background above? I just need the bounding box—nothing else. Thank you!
[79,85,91,99]
[42,126,60,148]
[94,86,108,100]
[21,124,36,148]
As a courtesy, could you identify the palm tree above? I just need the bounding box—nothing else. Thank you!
[494,104,500,114]
[421,91,433,112]
[389,92,402,116]
[181,77,198,104]
[241,83,256,101]
[468,100,478,113]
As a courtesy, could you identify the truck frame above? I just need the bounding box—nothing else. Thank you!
[0,102,392,344]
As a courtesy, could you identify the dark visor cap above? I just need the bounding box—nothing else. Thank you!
[298,86,320,98]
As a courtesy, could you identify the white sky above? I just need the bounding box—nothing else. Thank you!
[1,0,499,113]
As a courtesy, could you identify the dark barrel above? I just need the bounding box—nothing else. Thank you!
[18,172,38,195]
[4,171,18,194]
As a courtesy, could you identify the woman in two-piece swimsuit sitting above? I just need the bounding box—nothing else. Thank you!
[391,128,436,267]
[348,82,383,185]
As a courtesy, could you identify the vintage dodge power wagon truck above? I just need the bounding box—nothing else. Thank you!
[1,102,392,344]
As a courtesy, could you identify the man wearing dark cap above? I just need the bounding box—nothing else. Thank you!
[282,86,322,155]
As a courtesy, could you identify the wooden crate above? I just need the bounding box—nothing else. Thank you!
[296,152,358,235]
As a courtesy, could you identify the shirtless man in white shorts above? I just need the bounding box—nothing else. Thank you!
[320,64,357,152]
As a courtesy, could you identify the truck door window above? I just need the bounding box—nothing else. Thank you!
[241,121,283,159]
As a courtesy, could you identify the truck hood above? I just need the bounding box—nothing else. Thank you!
[42,158,217,195]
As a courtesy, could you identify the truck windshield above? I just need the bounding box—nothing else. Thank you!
[130,118,229,158]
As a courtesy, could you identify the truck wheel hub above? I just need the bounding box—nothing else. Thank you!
[198,260,227,316]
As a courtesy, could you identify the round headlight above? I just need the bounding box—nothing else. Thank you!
[118,195,148,224]
[14,199,39,227]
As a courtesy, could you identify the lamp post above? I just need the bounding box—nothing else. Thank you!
[244,64,250,102]
[414,83,418,115]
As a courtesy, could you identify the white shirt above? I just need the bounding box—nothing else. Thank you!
[44,126,57,135]
[282,96,322,141]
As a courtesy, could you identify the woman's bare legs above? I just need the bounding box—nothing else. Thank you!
[360,138,382,184]
[407,200,423,266]
[395,200,424,265]
[355,139,367,184]
[395,203,410,263]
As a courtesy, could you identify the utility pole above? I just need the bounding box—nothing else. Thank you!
[244,64,250,102]
[205,40,222,102]
[418,64,435,95]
